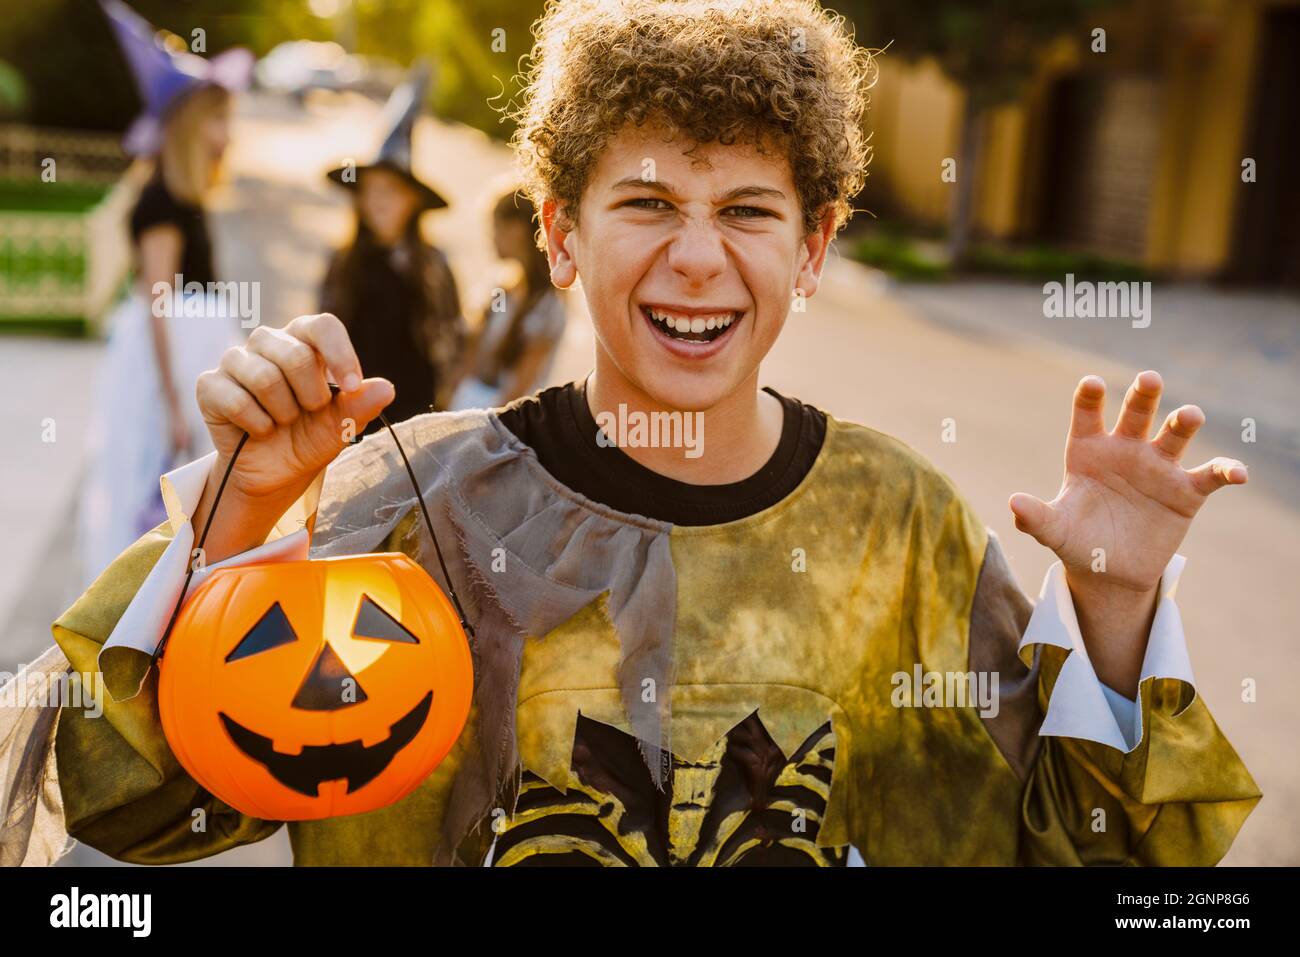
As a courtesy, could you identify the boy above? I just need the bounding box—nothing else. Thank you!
[18,0,1259,866]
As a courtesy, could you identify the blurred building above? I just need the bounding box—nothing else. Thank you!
[865,0,1299,285]
[0,125,141,334]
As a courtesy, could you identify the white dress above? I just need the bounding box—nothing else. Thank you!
[76,288,246,589]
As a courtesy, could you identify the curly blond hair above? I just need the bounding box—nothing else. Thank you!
[510,0,876,237]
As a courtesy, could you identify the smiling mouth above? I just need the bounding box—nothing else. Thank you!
[219,691,433,798]
[640,305,742,344]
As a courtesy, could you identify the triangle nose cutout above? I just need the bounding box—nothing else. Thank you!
[292,643,369,712]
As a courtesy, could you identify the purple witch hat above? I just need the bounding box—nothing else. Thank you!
[99,0,254,156]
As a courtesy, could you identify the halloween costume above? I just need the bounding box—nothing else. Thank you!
[320,241,463,427]
[4,381,1260,865]
[76,1,253,589]
[321,63,463,427]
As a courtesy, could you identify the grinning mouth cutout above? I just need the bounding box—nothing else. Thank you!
[218,691,433,798]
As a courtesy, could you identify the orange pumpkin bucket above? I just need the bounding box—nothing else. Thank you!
[153,387,474,821]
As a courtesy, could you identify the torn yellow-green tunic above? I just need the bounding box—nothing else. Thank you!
[43,408,1260,865]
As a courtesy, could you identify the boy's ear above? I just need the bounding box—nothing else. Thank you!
[795,206,839,299]
[542,197,578,289]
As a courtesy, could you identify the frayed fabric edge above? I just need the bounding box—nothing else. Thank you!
[0,645,79,866]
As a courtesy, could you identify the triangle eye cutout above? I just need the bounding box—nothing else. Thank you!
[227,602,299,662]
[352,594,420,644]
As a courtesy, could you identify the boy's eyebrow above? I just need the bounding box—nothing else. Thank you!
[610,177,787,203]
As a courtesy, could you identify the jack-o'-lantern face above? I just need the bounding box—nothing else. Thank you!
[158,553,474,821]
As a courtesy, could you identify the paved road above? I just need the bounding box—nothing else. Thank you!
[3,92,1294,865]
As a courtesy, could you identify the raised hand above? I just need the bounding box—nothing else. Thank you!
[196,313,394,503]
[190,313,394,565]
[1009,371,1246,591]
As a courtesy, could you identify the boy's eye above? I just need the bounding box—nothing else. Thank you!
[723,205,774,219]
[624,197,673,211]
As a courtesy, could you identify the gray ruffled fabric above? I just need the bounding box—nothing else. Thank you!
[0,644,75,866]
[309,409,676,864]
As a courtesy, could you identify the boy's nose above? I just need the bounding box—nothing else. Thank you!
[666,220,728,284]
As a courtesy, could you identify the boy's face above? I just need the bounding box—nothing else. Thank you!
[544,123,836,411]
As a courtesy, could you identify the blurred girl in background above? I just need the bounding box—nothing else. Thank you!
[448,190,567,410]
[78,0,252,587]
[320,63,463,430]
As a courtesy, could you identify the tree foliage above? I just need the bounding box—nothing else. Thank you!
[0,0,329,132]
[833,0,1114,107]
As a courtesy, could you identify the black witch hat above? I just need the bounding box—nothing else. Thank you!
[326,60,448,211]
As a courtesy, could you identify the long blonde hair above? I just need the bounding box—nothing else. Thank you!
[158,84,229,205]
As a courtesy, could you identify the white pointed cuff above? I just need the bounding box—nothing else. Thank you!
[98,451,324,696]
[1017,554,1195,754]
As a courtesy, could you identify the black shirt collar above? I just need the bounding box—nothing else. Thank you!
[496,378,827,526]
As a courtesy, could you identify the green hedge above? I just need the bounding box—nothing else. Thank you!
[0,179,109,212]
[850,227,1149,283]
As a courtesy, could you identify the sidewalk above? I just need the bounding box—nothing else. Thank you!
[0,338,103,672]
[892,278,1300,485]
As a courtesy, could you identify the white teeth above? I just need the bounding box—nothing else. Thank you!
[648,307,737,334]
